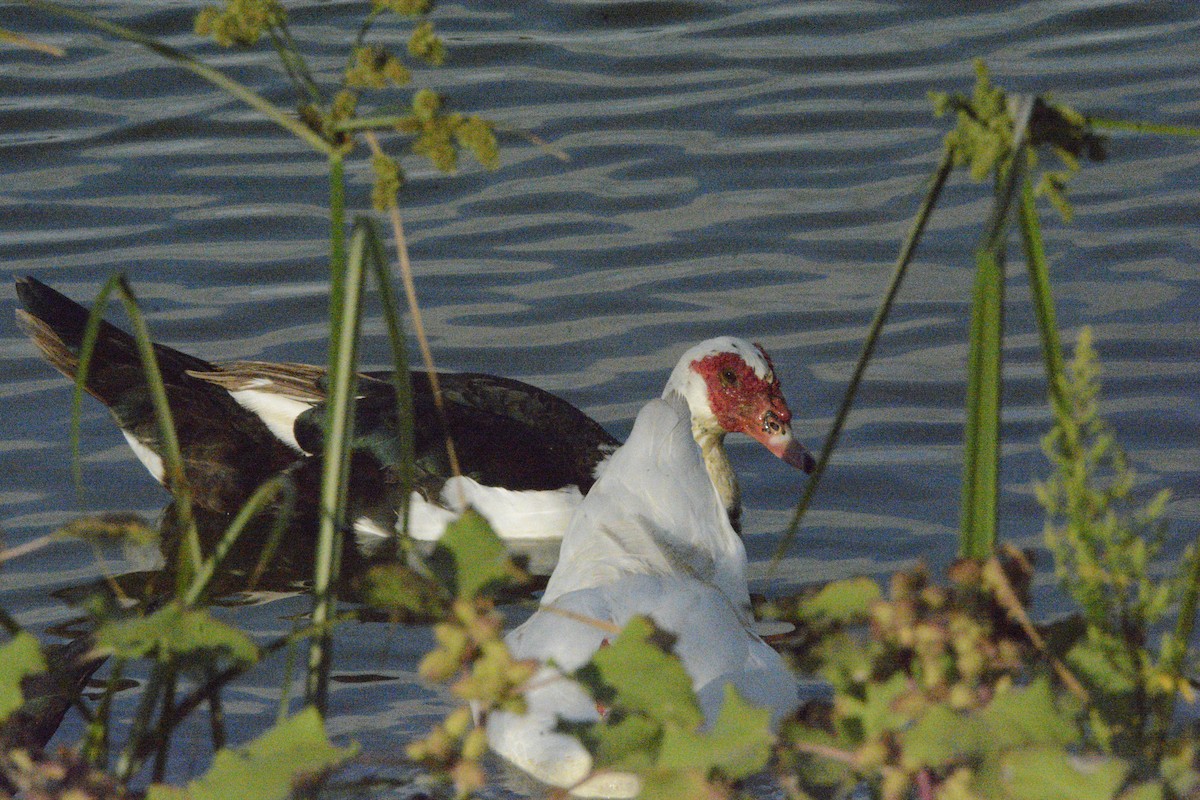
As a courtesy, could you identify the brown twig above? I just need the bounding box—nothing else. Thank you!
[362,130,461,480]
[983,555,1089,703]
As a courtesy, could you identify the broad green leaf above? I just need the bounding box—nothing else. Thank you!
[358,562,447,619]
[429,508,520,599]
[94,602,257,669]
[1119,782,1165,800]
[902,703,978,769]
[657,684,774,779]
[564,712,659,772]
[147,707,357,800]
[1002,747,1128,800]
[797,577,881,625]
[1066,632,1137,695]
[639,766,711,800]
[0,632,46,723]
[574,616,703,730]
[981,677,1078,750]
[852,672,910,740]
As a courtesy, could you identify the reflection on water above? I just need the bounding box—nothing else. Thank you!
[1,1,1198,794]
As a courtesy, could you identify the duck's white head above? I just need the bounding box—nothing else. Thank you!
[663,336,814,473]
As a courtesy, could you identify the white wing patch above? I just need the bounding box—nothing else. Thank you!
[228,388,314,453]
[353,477,587,547]
[121,430,165,484]
[436,476,584,541]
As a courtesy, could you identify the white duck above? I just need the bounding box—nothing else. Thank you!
[485,338,804,797]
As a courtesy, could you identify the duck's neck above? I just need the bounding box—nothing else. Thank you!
[694,425,741,533]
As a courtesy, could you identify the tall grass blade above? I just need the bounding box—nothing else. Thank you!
[958,97,1035,558]
[771,149,955,565]
[0,27,65,56]
[959,245,1006,558]
[70,276,202,589]
[359,222,417,545]
[1088,117,1200,138]
[19,0,333,155]
[1018,176,1065,407]
[1152,531,1200,758]
[305,194,368,715]
[182,476,291,607]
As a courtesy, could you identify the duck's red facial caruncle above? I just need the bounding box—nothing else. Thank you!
[691,346,815,473]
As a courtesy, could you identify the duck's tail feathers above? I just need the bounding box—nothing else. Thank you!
[15,275,215,407]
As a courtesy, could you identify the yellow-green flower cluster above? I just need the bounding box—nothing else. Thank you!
[408,599,535,797]
[345,46,412,89]
[407,21,445,66]
[397,90,499,174]
[930,59,1013,183]
[372,0,433,15]
[194,0,285,47]
[370,153,403,211]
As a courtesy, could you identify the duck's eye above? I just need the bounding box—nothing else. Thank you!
[720,369,738,387]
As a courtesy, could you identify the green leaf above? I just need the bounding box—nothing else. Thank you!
[960,244,1005,558]
[574,615,703,730]
[903,703,977,769]
[981,678,1078,750]
[852,672,911,740]
[357,562,447,620]
[638,767,712,800]
[564,712,659,772]
[94,603,257,669]
[797,577,881,625]
[1119,782,1165,800]
[657,684,774,779]
[1002,747,1128,800]
[428,508,520,599]
[147,707,357,800]
[0,632,47,724]
[1066,630,1137,695]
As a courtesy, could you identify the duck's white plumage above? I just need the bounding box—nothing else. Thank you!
[541,395,750,614]
[486,344,801,797]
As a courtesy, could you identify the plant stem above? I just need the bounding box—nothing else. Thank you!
[1018,177,1065,408]
[1088,117,1200,138]
[306,155,360,714]
[19,0,334,156]
[771,148,955,566]
[958,96,1035,559]
[115,660,166,783]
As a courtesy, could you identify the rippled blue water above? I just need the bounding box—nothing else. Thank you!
[2,1,1199,795]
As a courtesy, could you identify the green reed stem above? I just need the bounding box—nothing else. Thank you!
[958,98,1034,559]
[360,220,417,544]
[270,19,323,107]
[82,657,123,769]
[151,665,178,782]
[136,612,358,764]
[71,276,202,589]
[306,158,363,714]
[771,148,955,566]
[182,476,289,607]
[115,659,167,782]
[1018,176,1065,408]
[18,0,334,156]
[1088,117,1200,138]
